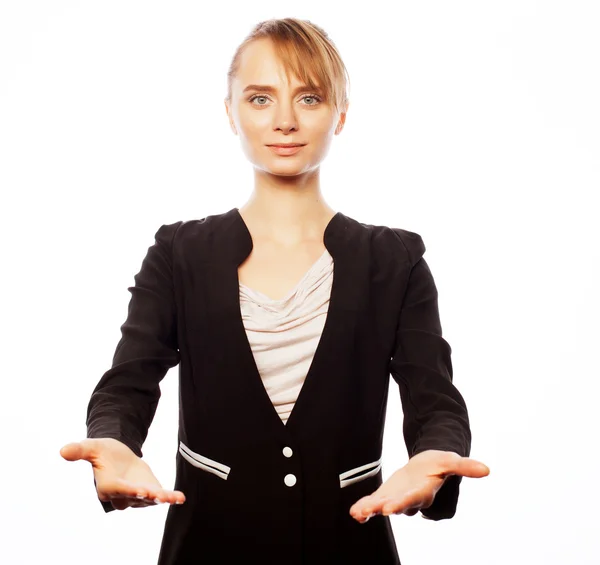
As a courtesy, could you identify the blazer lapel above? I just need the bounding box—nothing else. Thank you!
[202,208,368,436]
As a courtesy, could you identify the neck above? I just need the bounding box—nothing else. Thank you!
[239,168,336,246]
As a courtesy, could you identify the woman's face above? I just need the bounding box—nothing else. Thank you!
[225,38,347,177]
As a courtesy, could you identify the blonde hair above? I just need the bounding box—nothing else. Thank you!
[225,18,350,115]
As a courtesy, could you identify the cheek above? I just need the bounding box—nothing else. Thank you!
[237,119,266,152]
[238,110,271,134]
[307,127,335,153]
[306,120,337,146]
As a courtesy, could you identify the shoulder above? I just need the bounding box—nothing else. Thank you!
[153,209,246,265]
[153,220,185,246]
[389,227,426,266]
[154,209,231,245]
[351,216,426,267]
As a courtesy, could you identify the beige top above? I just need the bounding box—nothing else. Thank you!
[239,248,334,425]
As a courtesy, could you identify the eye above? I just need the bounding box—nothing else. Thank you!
[248,94,323,107]
[248,95,270,106]
[301,94,322,106]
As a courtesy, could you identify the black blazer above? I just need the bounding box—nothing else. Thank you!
[86,207,471,565]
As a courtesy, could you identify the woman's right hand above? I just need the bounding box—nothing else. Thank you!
[60,438,186,510]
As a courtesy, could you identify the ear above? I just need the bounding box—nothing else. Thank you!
[335,101,349,135]
[224,99,238,135]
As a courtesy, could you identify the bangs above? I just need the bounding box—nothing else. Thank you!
[268,32,345,112]
[227,18,349,114]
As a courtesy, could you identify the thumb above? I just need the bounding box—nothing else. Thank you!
[454,457,490,478]
[59,440,96,463]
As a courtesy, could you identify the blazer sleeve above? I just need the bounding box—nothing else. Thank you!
[85,222,183,513]
[389,228,472,521]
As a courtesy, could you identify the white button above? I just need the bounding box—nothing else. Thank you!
[282,446,293,458]
[284,473,297,487]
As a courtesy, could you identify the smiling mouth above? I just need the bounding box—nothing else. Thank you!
[266,144,306,148]
[267,145,305,155]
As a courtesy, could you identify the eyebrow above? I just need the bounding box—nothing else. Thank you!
[242,84,323,94]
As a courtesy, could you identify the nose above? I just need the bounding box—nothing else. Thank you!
[273,100,298,133]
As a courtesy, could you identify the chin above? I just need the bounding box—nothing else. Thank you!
[265,168,308,177]
[252,159,311,176]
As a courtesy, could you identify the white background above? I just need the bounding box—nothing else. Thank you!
[1,1,598,563]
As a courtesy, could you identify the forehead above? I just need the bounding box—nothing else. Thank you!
[234,39,306,89]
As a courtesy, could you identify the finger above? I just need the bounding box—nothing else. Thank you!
[349,495,371,517]
[130,499,157,508]
[362,496,392,517]
[130,494,163,508]
[110,496,157,511]
[351,493,391,516]
[452,457,491,479]
[382,500,422,517]
[381,490,424,516]
[133,486,186,505]
[111,479,163,502]
[351,499,392,523]
[121,479,186,504]
[127,493,185,508]
[110,498,132,511]
[122,484,186,506]
[355,499,395,524]
[63,439,111,466]
[59,442,87,462]
[99,478,186,507]
[98,478,157,503]
[106,492,158,510]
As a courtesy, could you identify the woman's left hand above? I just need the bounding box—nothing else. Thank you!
[349,450,490,523]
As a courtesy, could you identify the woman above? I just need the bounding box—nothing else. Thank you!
[60,17,489,564]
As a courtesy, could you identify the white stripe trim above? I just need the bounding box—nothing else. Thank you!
[339,457,382,488]
[179,441,230,481]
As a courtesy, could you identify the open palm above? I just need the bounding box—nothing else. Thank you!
[60,438,186,510]
[350,449,490,522]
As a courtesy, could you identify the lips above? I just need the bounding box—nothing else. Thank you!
[267,144,305,147]
[267,144,305,156]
